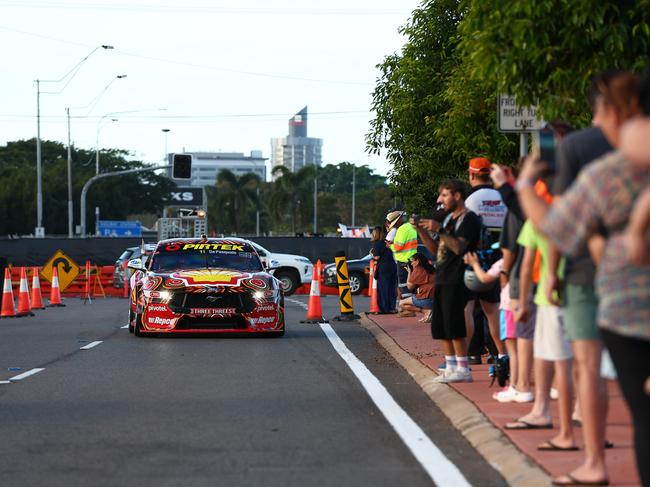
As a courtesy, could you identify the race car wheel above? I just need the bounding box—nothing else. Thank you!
[128,309,135,334]
[349,272,364,295]
[275,270,299,295]
[134,312,145,337]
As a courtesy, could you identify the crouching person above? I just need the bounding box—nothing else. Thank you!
[398,252,435,321]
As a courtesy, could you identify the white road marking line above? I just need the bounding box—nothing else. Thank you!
[319,322,471,487]
[9,368,45,382]
[120,325,129,329]
[80,341,103,350]
[285,298,470,486]
[0,380,12,384]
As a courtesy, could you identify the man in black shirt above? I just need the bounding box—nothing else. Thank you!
[418,179,481,383]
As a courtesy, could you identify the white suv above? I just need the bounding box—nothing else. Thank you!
[248,241,313,295]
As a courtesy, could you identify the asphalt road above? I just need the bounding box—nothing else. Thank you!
[0,295,507,487]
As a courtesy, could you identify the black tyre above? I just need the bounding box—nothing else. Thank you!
[348,272,365,295]
[274,270,299,295]
[134,312,145,337]
[128,309,135,333]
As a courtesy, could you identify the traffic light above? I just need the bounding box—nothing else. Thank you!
[172,154,192,179]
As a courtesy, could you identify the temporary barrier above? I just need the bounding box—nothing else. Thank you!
[122,261,130,299]
[16,267,34,317]
[301,260,325,324]
[30,267,45,309]
[368,260,380,314]
[83,260,92,303]
[1,268,16,318]
[332,251,360,322]
[48,267,65,307]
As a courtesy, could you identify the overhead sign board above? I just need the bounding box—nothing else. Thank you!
[168,187,204,207]
[41,250,80,291]
[97,220,142,237]
[498,95,545,133]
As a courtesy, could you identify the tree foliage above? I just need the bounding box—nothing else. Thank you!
[367,0,650,211]
[0,139,174,236]
[206,169,260,235]
[459,0,650,124]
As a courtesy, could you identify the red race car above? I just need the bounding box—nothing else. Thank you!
[127,238,284,336]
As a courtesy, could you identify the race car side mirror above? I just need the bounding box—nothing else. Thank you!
[127,258,144,270]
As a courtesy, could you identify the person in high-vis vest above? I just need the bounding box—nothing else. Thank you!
[386,211,418,309]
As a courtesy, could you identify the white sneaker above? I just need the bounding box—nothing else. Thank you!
[493,386,518,402]
[513,390,534,403]
[434,369,453,382]
[550,387,559,400]
[437,369,473,383]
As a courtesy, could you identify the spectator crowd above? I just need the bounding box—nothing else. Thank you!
[370,70,650,487]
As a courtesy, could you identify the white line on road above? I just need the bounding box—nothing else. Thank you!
[286,296,471,487]
[80,341,103,350]
[9,368,45,382]
[120,325,129,329]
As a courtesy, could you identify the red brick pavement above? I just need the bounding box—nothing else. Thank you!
[367,312,641,486]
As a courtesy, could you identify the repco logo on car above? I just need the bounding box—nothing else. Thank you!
[148,316,174,325]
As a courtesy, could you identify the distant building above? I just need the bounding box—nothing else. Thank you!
[270,106,323,177]
[169,150,267,188]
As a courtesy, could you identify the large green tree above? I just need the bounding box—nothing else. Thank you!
[0,139,174,236]
[269,165,316,234]
[459,0,650,124]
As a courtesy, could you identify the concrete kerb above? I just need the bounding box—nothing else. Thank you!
[359,313,551,487]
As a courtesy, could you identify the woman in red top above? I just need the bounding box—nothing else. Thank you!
[398,252,435,321]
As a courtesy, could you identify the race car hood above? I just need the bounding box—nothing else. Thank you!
[147,269,272,288]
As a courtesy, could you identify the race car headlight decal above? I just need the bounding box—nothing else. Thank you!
[253,291,265,300]
[144,289,173,302]
[158,290,172,302]
[254,289,280,301]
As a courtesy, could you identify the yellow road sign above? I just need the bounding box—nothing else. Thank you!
[41,250,80,291]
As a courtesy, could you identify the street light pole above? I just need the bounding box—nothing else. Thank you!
[351,163,356,228]
[35,44,114,237]
[66,74,126,237]
[162,128,170,164]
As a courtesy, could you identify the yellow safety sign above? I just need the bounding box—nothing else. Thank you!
[333,252,359,321]
[41,250,80,291]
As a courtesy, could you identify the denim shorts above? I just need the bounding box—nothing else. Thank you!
[411,297,433,309]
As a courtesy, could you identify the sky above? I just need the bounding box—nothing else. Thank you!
[0,0,422,179]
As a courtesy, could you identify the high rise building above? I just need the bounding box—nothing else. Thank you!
[270,106,323,177]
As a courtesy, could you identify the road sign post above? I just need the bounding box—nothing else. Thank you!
[498,95,545,157]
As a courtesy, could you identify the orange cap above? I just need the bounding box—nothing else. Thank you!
[468,157,491,174]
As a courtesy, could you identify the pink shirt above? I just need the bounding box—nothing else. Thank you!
[486,258,510,311]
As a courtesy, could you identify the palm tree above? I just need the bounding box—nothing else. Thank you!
[269,165,315,234]
[209,169,260,234]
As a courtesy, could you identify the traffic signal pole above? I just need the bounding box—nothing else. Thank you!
[79,165,171,237]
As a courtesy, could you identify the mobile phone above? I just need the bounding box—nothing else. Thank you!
[539,125,556,174]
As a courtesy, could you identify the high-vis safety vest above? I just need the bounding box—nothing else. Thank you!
[391,223,418,263]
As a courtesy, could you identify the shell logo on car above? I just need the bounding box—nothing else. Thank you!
[170,270,250,287]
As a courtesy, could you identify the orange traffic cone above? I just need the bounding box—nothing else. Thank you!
[301,260,325,323]
[369,260,380,314]
[48,267,65,307]
[30,267,45,309]
[16,267,34,317]
[1,268,16,318]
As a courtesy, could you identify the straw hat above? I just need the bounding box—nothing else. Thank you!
[385,210,405,231]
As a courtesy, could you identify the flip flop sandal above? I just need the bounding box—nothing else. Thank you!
[537,440,579,451]
[504,420,553,430]
[551,473,609,486]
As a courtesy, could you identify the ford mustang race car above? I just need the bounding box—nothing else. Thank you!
[127,238,284,336]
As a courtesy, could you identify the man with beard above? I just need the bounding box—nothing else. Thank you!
[418,179,482,382]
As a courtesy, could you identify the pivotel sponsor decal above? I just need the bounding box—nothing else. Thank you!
[147,304,169,312]
[190,307,236,315]
[148,316,175,326]
[255,304,276,312]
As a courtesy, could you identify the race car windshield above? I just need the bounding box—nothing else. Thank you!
[150,249,263,273]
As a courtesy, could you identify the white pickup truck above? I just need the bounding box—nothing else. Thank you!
[248,241,313,295]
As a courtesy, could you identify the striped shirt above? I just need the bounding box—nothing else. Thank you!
[542,151,650,340]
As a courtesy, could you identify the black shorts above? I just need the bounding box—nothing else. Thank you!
[431,282,470,340]
[468,283,501,304]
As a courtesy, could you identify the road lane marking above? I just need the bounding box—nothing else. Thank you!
[120,325,129,329]
[286,297,471,487]
[80,341,103,350]
[9,368,45,382]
